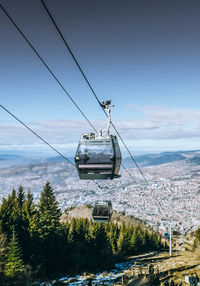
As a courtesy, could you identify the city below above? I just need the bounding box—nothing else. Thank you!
[0,150,200,235]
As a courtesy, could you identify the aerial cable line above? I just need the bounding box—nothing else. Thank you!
[0,105,74,166]
[121,167,138,185]
[0,3,138,186]
[2,103,161,221]
[0,104,103,190]
[40,0,139,186]
[40,0,149,186]
[0,3,97,134]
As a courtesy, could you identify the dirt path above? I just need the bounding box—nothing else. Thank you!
[115,250,200,285]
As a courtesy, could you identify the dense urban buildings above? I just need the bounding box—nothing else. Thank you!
[0,153,200,234]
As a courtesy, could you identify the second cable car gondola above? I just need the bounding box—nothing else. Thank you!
[164,232,169,238]
[75,100,122,180]
[92,200,112,223]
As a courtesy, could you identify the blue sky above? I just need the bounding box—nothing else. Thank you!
[1,0,200,157]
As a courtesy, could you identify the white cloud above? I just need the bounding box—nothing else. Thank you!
[1,105,200,153]
[117,105,200,140]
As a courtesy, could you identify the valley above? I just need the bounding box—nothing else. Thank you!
[1,150,200,234]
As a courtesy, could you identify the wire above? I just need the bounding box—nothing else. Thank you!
[0,3,139,186]
[0,105,74,166]
[121,165,138,185]
[40,0,149,185]
[2,104,162,223]
[0,104,103,190]
[114,129,149,185]
[0,3,97,134]
[40,0,139,185]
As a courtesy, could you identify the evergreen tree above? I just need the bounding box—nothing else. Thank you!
[0,189,18,237]
[31,182,62,276]
[37,181,61,235]
[0,185,165,278]
[23,189,36,229]
[68,218,78,243]
[117,222,131,256]
[107,222,118,254]
[0,227,6,273]
[5,229,24,278]
[10,188,17,202]
[17,186,25,209]
[143,229,150,251]
[68,218,89,272]
[150,232,160,250]
[0,187,33,265]
[88,222,111,270]
[0,197,10,236]
[131,226,145,254]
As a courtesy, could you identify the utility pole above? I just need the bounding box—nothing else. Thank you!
[169,226,172,256]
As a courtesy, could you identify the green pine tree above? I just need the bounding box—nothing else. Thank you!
[117,222,131,256]
[11,188,17,202]
[5,229,24,278]
[68,218,78,243]
[107,222,118,254]
[0,226,6,273]
[0,187,30,263]
[0,189,18,236]
[23,189,35,225]
[130,227,143,254]
[17,186,25,209]
[37,181,61,235]
[30,182,62,276]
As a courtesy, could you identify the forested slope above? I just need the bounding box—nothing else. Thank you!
[0,182,163,283]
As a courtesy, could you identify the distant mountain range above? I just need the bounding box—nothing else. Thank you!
[1,150,200,169]
[0,154,32,168]
[123,150,200,168]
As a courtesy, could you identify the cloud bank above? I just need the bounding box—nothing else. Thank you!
[1,105,200,153]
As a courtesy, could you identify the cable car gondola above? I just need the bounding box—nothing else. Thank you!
[164,232,169,238]
[92,200,112,223]
[75,100,122,180]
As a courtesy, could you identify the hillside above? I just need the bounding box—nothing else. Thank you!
[61,204,152,231]
[113,232,200,285]
[0,183,163,284]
